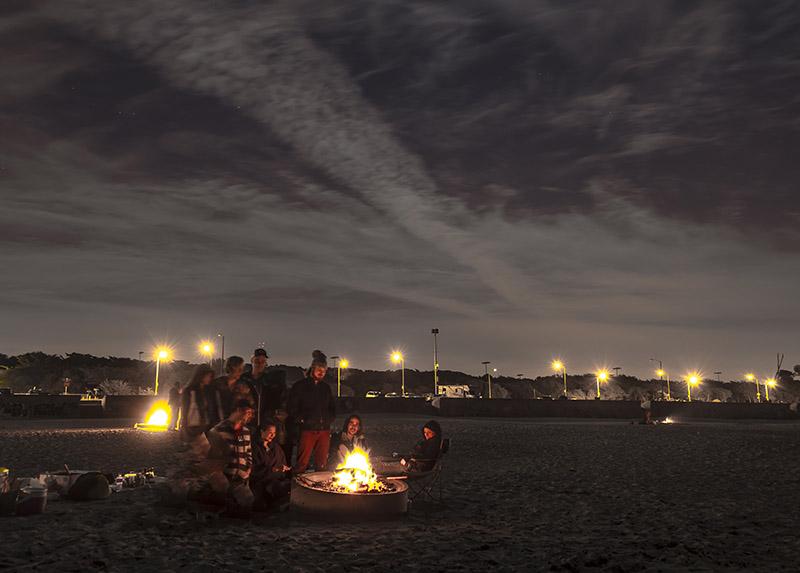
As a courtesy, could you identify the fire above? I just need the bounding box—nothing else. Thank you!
[331,448,388,493]
[134,401,171,432]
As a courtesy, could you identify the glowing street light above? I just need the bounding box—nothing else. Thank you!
[152,346,172,396]
[552,359,568,398]
[685,372,701,402]
[745,373,761,403]
[336,358,349,398]
[198,340,214,364]
[764,378,776,402]
[391,351,405,396]
[656,369,671,401]
[596,369,609,399]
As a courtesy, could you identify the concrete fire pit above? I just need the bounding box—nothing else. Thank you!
[291,471,408,518]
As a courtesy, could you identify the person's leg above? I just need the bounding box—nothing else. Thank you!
[314,431,331,472]
[293,431,314,473]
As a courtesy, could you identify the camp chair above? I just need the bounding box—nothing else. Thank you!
[388,438,450,504]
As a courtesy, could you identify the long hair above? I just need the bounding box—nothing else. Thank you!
[187,363,215,389]
[341,414,364,435]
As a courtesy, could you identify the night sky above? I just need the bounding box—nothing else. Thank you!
[2,1,799,377]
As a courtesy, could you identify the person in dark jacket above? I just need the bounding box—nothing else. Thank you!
[207,356,245,426]
[288,350,336,473]
[328,414,369,469]
[180,364,214,441]
[401,420,442,472]
[250,419,291,510]
[237,349,288,438]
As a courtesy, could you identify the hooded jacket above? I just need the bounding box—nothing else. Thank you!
[287,376,336,432]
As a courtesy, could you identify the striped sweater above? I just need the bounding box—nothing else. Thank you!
[209,419,253,482]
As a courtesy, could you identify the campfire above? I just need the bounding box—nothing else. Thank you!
[134,400,171,433]
[291,447,408,516]
[327,448,390,493]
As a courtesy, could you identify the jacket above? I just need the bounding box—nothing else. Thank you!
[287,376,336,432]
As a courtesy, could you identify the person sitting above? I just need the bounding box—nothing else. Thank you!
[207,400,255,516]
[250,420,291,511]
[401,420,442,472]
[328,414,369,468]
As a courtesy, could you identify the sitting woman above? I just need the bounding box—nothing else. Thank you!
[329,414,369,468]
[400,420,442,472]
[250,419,291,510]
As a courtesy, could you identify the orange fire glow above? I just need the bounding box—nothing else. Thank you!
[134,401,171,432]
[331,448,388,493]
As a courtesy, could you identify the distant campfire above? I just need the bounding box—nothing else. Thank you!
[134,401,171,433]
[291,448,407,517]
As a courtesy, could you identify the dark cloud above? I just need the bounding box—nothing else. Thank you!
[0,1,798,375]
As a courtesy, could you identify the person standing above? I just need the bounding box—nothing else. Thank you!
[207,356,245,426]
[288,350,336,473]
[237,349,288,438]
[180,364,215,457]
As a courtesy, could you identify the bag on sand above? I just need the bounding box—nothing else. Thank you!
[67,472,110,501]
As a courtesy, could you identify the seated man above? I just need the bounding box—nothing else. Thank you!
[328,414,369,469]
[207,400,255,516]
[250,420,291,511]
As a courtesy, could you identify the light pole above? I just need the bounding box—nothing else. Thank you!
[552,359,567,398]
[217,333,225,370]
[338,358,349,398]
[745,373,761,403]
[655,368,671,401]
[765,378,776,402]
[391,351,405,396]
[432,328,440,396]
[596,369,608,399]
[686,373,700,402]
[482,361,492,399]
[153,346,171,396]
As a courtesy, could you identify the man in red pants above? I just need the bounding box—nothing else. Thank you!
[288,350,336,473]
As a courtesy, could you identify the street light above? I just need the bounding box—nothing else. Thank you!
[745,373,761,403]
[217,333,225,372]
[552,359,567,398]
[764,378,776,402]
[153,346,172,396]
[655,369,671,401]
[685,372,701,402]
[391,351,405,396]
[596,369,609,399]
[432,328,440,396]
[482,361,492,399]
[337,358,349,398]
[198,340,214,365]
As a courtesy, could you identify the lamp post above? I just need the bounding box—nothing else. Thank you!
[765,378,776,402]
[199,341,214,365]
[391,351,405,396]
[686,373,700,402]
[338,358,349,398]
[596,369,608,399]
[552,359,567,398]
[432,328,440,396]
[745,373,761,403]
[655,369,671,401]
[153,346,171,396]
[482,361,492,399]
[217,333,225,371]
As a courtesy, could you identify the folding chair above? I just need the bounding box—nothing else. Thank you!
[399,437,450,504]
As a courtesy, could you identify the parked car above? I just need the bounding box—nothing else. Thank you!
[405,393,422,399]
[365,390,382,398]
[384,392,400,398]
[0,388,12,396]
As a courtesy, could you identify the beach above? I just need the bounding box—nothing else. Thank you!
[1,415,799,572]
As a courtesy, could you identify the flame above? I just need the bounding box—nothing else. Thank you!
[135,401,171,432]
[662,417,675,424]
[331,448,387,493]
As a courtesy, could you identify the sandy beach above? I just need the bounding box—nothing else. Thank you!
[1,415,799,572]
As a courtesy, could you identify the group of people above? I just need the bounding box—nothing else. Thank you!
[166,349,444,515]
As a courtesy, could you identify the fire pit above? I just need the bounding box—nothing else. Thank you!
[291,449,408,518]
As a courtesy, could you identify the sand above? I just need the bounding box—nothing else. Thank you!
[1,415,799,572]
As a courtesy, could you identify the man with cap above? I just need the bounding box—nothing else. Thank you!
[237,347,288,442]
[288,350,336,473]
